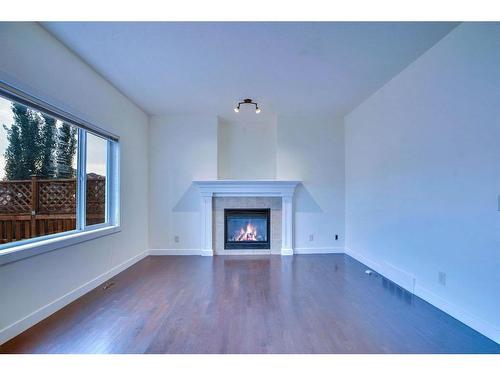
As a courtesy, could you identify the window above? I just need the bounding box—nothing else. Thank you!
[86,132,108,226]
[0,82,119,258]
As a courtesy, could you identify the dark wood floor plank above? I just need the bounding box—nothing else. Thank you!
[1,254,499,354]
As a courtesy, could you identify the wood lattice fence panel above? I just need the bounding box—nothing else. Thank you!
[86,176,106,215]
[38,179,77,214]
[0,181,32,214]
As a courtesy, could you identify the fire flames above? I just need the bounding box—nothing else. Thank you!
[233,222,258,242]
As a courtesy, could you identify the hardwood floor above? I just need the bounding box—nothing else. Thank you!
[1,254,499,354]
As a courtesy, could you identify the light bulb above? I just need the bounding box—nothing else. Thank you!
[234,107,239,113]
[255,107,261,114]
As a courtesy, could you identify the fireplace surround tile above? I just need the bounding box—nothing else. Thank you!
[214,197,281,254]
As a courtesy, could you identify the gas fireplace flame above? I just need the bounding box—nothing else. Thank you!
[233,222,259,241]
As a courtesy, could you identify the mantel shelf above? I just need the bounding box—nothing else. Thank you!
[193,180,301,197]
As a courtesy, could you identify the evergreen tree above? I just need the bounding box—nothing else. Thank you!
[56,122,77,178]
[20,106,42,177]
[39,115,57,178]
[4,103,42,180]
[3,120,24,180]
[4,103,77,181]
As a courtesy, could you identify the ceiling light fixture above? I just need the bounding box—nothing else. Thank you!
[234,98,261,114]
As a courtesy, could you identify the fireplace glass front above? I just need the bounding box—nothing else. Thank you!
[224,209,271,249]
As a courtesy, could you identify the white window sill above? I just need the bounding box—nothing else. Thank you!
[0,226,121,266]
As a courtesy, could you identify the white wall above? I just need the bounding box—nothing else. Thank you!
[277,115,345,252]
[345,23,500,342]
[0,22,149,343]
[148,113,344,254]
[148,115,217,251]
[218,115,277,179]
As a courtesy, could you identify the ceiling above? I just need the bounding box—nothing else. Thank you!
[42,22,459,117]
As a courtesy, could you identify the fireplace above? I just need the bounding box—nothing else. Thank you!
[194,180,300,255]
[224,209,271,250]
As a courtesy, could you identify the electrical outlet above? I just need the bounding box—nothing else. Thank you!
[335,234,339,241]
[309,234,314,242]
[174,235,180,243]
[438,271,446,286]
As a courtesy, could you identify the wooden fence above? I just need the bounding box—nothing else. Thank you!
[0,176,105,244]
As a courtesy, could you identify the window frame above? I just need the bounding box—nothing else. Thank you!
[0,80,121,266]
[84,131,113,230]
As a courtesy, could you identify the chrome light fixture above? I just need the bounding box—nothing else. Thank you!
[234,98,261,114]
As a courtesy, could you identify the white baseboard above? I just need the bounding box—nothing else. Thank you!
[414,284,500,344]
[294,247,344,254]
[281,248,293,256]
[345,247,416,293]
[150,248,344,256]
[0,249,149,346]
[201,249,214,256]
[344,247,500,345]
[148,248,204,256]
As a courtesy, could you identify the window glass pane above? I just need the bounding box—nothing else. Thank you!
[86,132,107,226]
[0,95,78,245]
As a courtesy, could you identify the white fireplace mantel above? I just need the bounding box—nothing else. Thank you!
[193,180,301,256]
